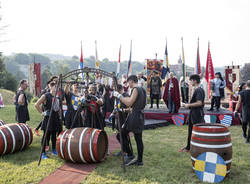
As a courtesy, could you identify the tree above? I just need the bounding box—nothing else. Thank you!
[57,64,70,75]
[13,53,32,64]
[72,55,79,60]
[0,57,17,91]
[4,72,17,91]
[29,53,51,66]
[241,63,250,82]
[41,66,52,89]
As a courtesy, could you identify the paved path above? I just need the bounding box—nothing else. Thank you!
[39,134,120,184]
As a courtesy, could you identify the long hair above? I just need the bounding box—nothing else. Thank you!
[215,72,223,81]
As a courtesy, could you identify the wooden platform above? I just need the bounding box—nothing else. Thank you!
[144,104,241,127]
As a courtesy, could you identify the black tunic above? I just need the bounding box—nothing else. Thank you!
[15,90,30,123]
[64,92,83,129]
[126,87,146,133]
[239,90,250,122]
[84,94,104,129]
[189,87,205,124]
[41,93,61,131]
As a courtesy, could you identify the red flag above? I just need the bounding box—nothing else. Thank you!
[117,45,121,75]
[205,42,215,98]
[80,41,83,66]
[79,41,84,80]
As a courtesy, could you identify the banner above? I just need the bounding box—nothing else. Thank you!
[146,59,163,93]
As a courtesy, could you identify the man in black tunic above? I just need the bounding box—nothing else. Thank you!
[113,75,146,166]
[64,82,83,129]
[235,80,250,143]
[15,79,30,123]
[179,74,205,152]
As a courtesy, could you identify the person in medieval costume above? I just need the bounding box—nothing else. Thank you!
[149,70,162,109]
[35,81,62,159]
[179,74,205,152]
[109,84,130,157]
[235,80,250,143]
[113,75,147,166]
[163,72,180,113]
[84,84,104,129]
[34,76,59,137]
[208,72,226,112]
[64,82,83,129]
[102,84,115,127]
[15,79,30,123]
[179,76,189,103]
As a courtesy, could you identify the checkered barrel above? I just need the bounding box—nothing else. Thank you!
[56,127,108,163]
[190,123,232,175]
[0,123,33,156]
[0,120,5,126]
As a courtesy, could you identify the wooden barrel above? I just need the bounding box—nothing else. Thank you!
[0,123,33,156]
[56,127,108,163]
[190,123,232,175]
[0,120,5,126]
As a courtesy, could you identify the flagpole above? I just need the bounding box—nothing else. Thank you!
[181,37,186,103]
[127,40,132,78]
[117,44,121,76]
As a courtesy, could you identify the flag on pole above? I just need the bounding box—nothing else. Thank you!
[205,42,215,98]
[79,41,84,80]
[195,38,201,75]
[127,40,132,77]
[95,40,99,69]
[117,45,121,76]
[181,37,186,79]
[181,37,186,96]
[161,39,170,79]
[95,40,99,79]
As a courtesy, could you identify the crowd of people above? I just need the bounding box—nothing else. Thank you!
[14,74,147,165]
[12,70,250,166]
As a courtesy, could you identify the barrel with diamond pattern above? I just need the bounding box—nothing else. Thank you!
[0,120,5,126]
[190,123,232,175]
[56,127,108,163]
[0,123,33,156]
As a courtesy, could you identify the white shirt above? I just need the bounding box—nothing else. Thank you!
[138,78,145,88]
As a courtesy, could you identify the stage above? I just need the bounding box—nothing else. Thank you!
[144,104,241,128]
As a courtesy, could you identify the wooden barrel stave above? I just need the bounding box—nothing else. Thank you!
[0,123,33,156]
[57,127,108,163]
[190,123,232,175]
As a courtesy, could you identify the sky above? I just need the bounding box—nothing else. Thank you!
[0,0,250,67]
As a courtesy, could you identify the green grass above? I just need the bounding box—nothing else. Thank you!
[0,105,250,184]
[0,88,15,105]
[0,105,65,184]
[82,126,250,184]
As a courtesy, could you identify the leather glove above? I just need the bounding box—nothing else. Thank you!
[113,91,122,99]
[41,111,47,116]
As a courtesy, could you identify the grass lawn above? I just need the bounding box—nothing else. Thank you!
[0,88,15,105]
[0,105,250,184]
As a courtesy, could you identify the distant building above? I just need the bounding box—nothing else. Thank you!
[169,56,194,80]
